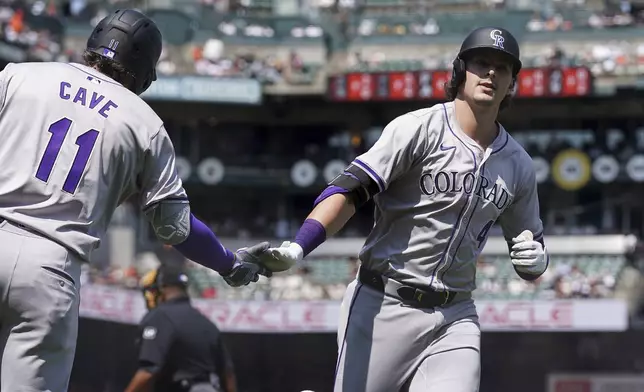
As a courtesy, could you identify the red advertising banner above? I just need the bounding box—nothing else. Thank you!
[328,67,592,101]
[346,73,374,101]
[432,70,450,99]
[561,67,591,97]
[388,72,417,100]
[516,68,546,97]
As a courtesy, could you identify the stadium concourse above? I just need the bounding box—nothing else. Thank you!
[4,0,644,391]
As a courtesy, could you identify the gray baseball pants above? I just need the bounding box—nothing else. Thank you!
[189,383,221,392]
[334,279,481,392]
[0,219,82,392]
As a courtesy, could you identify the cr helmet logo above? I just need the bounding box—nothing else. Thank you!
[489,29,505,49]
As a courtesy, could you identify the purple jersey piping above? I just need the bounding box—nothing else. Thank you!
[440,164,486,282]
[491,129,509,154]
[428,104,479,288]
[353,158,386,192]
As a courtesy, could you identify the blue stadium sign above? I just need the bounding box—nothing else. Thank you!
[141,76,263,104]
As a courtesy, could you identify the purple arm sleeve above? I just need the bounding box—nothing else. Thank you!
[173,214,235,274]
[294,219,327,258]
[314,185,350,206]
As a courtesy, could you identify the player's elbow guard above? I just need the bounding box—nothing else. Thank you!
[315,164,380,208]
[144,201,191,246]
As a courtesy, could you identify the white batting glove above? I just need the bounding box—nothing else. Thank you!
[259,241,304,272]
[510,230,548,276]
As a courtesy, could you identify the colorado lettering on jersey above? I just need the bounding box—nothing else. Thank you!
[419,170,511,210]
[59,81,118,119]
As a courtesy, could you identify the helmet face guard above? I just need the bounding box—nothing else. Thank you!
[86,9,162,95]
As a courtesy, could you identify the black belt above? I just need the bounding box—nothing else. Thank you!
[174,374,218,391]
[358,266,458,308]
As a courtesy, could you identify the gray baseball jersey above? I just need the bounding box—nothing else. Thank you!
[0,62,186,262]
[353,101,542,292]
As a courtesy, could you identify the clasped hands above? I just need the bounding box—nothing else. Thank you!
[221,241,303,287]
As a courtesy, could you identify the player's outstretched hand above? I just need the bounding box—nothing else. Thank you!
[256,241,303,273]
[222,242,273,287]
[510,230,547,276]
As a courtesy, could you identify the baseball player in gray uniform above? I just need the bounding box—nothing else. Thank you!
[0,9,271,392]
[264,27,549,391]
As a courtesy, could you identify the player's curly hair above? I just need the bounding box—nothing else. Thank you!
[443,64,515,111]
[82,50,137,89]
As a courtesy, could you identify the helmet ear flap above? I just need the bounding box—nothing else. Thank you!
[141,76,152,95]
[451,57,466,88]
[135,69,155,95]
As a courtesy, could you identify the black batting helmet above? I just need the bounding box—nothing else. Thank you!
[457,26,522,75]
[86,9,162,95]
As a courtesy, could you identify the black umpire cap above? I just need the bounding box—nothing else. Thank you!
[140,263,189,310]
[156,263,189,288]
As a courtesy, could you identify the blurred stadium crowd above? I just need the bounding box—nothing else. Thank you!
[3,0,644,85]
[84,248,626,302]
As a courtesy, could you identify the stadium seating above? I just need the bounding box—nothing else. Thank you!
[133,253,627,301]
[473,254,624,300]
[45,0,644,83]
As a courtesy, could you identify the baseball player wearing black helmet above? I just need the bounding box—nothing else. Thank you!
[84,9,162,95]
[445,26,522,111]
[263,26,547,392]
[0,8,270,392]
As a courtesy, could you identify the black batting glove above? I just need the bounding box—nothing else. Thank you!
[221,242,273,287]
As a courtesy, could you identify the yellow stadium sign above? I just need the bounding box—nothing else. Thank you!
[551,149,591,191]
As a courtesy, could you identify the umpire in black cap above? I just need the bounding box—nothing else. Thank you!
[125,263,237,392]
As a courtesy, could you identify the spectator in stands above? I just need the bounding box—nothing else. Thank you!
[289,49,304,73]
[157,45,177,75]
[269,265,325,300]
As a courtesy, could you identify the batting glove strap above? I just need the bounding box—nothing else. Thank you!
[271,241,304,263]
[222,260,260,287]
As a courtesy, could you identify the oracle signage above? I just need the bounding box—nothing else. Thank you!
[78,284,627,332]
[477,301,574,329]
[78,284,340,333]
[548,374,644,392]
[328,67,592,102]
[475,300,627,331]
[191,301,338,333]
[79,284,143,325]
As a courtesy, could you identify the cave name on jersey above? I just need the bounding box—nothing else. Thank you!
[419,170,511,210]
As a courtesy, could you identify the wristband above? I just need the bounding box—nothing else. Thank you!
[294,219,327,257]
